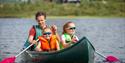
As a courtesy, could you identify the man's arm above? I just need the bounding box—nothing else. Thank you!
[28,26,36,44]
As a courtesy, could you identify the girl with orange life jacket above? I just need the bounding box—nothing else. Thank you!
[35,27,60,52]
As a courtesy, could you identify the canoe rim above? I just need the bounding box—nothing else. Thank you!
[27,36,95,55]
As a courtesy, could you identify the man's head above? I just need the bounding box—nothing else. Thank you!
[35,11,46,28]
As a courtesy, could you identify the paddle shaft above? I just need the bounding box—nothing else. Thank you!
[15,39,39,57]
[95,51,106,59]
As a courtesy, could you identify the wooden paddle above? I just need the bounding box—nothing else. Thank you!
[0,39,39,63]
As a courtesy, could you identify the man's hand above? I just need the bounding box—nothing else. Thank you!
[32,40,38,45]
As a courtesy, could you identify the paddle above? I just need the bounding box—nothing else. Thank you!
[86,37,119,62]
[95,51,119,62]
[0,39,39,63]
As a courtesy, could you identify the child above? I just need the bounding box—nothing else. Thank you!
[61,22,79,48]
[35,27,60,52]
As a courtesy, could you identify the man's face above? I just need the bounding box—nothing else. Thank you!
[36,15,46,27]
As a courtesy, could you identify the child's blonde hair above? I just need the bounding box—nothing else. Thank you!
[62,21,74,34]
[42,27,51,33]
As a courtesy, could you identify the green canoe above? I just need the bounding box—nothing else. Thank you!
[22,37,95,63]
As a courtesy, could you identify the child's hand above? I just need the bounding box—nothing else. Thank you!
[71,38,78,43]
[51,25,57,34]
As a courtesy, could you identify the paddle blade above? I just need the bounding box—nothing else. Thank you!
[0,57,16,63]
[106,56,119,62]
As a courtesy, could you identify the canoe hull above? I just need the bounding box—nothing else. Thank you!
[22,37,95,63]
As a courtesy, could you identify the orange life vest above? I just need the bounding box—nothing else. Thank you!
[38,35,58,51]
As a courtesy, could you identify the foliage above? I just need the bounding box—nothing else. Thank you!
[0,0,125,17]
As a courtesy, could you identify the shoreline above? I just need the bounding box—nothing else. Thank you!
[0,16,125,19]
[47,16,125,19]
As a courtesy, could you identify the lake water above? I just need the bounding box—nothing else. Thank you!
[0,18,125,63]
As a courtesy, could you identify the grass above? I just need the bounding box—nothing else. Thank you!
[0,0,125,18]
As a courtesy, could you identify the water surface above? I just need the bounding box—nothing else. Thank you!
[0,18,125,63]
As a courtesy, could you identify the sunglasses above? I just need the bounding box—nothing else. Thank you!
[43,32,52,35]
[68,27,76,30]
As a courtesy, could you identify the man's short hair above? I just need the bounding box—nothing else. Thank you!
[35,11,46,20]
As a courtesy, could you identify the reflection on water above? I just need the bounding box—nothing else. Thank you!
[0,18,125,63]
